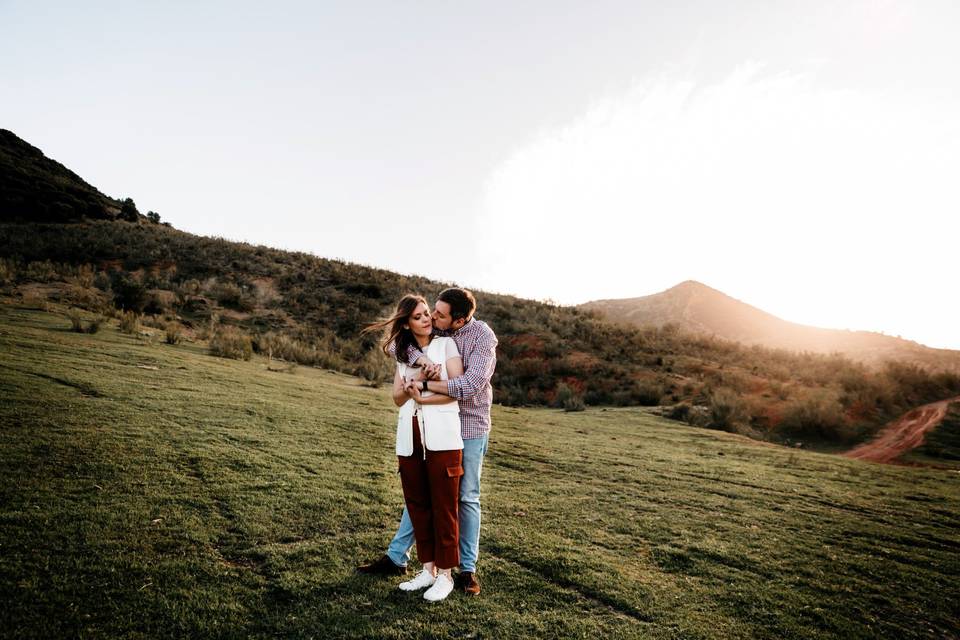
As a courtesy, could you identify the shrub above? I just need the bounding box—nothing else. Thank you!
[708,387,748,431]
[119,310,141,334]
[0,258,17,285]
[121,197,139,222]
[196,313,219,341]
[209,325,253,360]
[164,321,183,345]
[67,309,84,332]
[667,403,690,422]
[23,260,59,282]
[68,264,95,288]
[555,382,586,412]
[776,391,852,442]
[85,315,103,334]
[112,274,148,312]
[633,381,664,406]
[356,347,391,387]
[68,308,103,334]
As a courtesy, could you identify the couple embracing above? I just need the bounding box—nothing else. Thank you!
[359,287,498,602]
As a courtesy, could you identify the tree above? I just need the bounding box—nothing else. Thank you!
[121,198,139,222]
[146,211,161,224]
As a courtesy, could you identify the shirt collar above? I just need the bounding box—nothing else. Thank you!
[452,317,475,336]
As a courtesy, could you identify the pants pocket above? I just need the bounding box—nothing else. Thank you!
[446,465,464,478]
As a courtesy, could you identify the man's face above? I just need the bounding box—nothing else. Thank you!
[431,300,462,331]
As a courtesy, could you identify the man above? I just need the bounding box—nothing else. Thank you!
[358,287,497,596]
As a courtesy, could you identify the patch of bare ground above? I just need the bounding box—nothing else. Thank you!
[844,396,960,464]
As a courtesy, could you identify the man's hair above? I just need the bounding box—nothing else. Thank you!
[438,287,476,322]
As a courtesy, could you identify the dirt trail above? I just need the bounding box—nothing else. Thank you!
[843,396,960,464]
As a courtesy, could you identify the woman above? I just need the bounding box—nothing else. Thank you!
[363,294,464,602]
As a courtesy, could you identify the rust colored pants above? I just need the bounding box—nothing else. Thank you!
[398,416,463,570]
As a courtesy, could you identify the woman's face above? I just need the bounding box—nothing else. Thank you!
[406,301,433,338]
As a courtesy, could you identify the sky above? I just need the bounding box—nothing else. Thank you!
[2,1,958,349]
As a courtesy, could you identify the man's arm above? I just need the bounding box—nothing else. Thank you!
[387,340,430,367]
[424,331,497,400]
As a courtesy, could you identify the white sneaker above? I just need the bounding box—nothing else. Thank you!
[423,572,455,602]
[398,568,436,592]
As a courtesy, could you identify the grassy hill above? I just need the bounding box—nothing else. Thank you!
[1,303,959,639]
[5,221,960,450]
[581,281,960,373]
[2,127,960,450]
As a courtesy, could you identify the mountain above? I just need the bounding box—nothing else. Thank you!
[0,128,122,223]
[581,281,960,372]
[2,128,959,449]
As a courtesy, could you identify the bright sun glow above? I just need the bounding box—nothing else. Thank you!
[475,64,959,349]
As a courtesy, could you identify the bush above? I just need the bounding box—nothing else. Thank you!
[356,347,391,387]
[67,309,84,332]
[667,403,690,422]
[209,325,253,360]
[23,260,59,282]
[0,258,17,285]
[164,321,183,345]
[121,198,139,222]
[85,315,103,334]
[776,391,852,442]
[555,382,586,412]
[67,308,103,334]
[667,402,711,427]
[112,274,148,312]
[633,381,664,406]
[119,310,141,334]
[708,387,748,431]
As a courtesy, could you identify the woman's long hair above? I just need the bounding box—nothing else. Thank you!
[361,294,428,362]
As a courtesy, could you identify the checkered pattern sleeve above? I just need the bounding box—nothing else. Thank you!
[446,327,497,401]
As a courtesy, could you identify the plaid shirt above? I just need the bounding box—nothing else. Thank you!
[405,318,498,439]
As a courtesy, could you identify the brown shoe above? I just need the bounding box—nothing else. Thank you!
[459,571,481,596]
[356,554,407,576]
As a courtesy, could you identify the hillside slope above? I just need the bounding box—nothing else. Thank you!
[2,305,958,639]
[0,129,122,223]
[582,280,960,372]
[2,127,959,447]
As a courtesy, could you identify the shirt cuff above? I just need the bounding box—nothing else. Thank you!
[446,379,458,399]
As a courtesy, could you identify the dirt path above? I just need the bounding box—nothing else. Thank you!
[843,396,960,464]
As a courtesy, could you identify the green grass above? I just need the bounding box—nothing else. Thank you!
[1,304,958,639]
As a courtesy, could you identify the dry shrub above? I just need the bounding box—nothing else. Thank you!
[67,309,84,332]
[0,259,16,285]
[209,325,253,360]
[255,331,346,370]
[356,347,392,387]
[555,382,586,412]
[164,321,183,345]
[23,260,59,282]
[68,264,96,288]
[86,316,104,334]
[119,310,141,334]
[708,387,748,431]
[67,308,104,334]
[776,390,853,442]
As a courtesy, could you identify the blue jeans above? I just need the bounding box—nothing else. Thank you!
[387,434,489,572]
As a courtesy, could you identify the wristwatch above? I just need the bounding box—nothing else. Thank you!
[421,379,429,392]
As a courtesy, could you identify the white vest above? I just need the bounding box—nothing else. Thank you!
[396,337,463,456]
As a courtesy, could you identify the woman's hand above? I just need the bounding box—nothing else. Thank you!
[405,380,423,402]
[413,363,442,381]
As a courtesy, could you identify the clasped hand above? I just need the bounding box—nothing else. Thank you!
[403,362,441,399]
